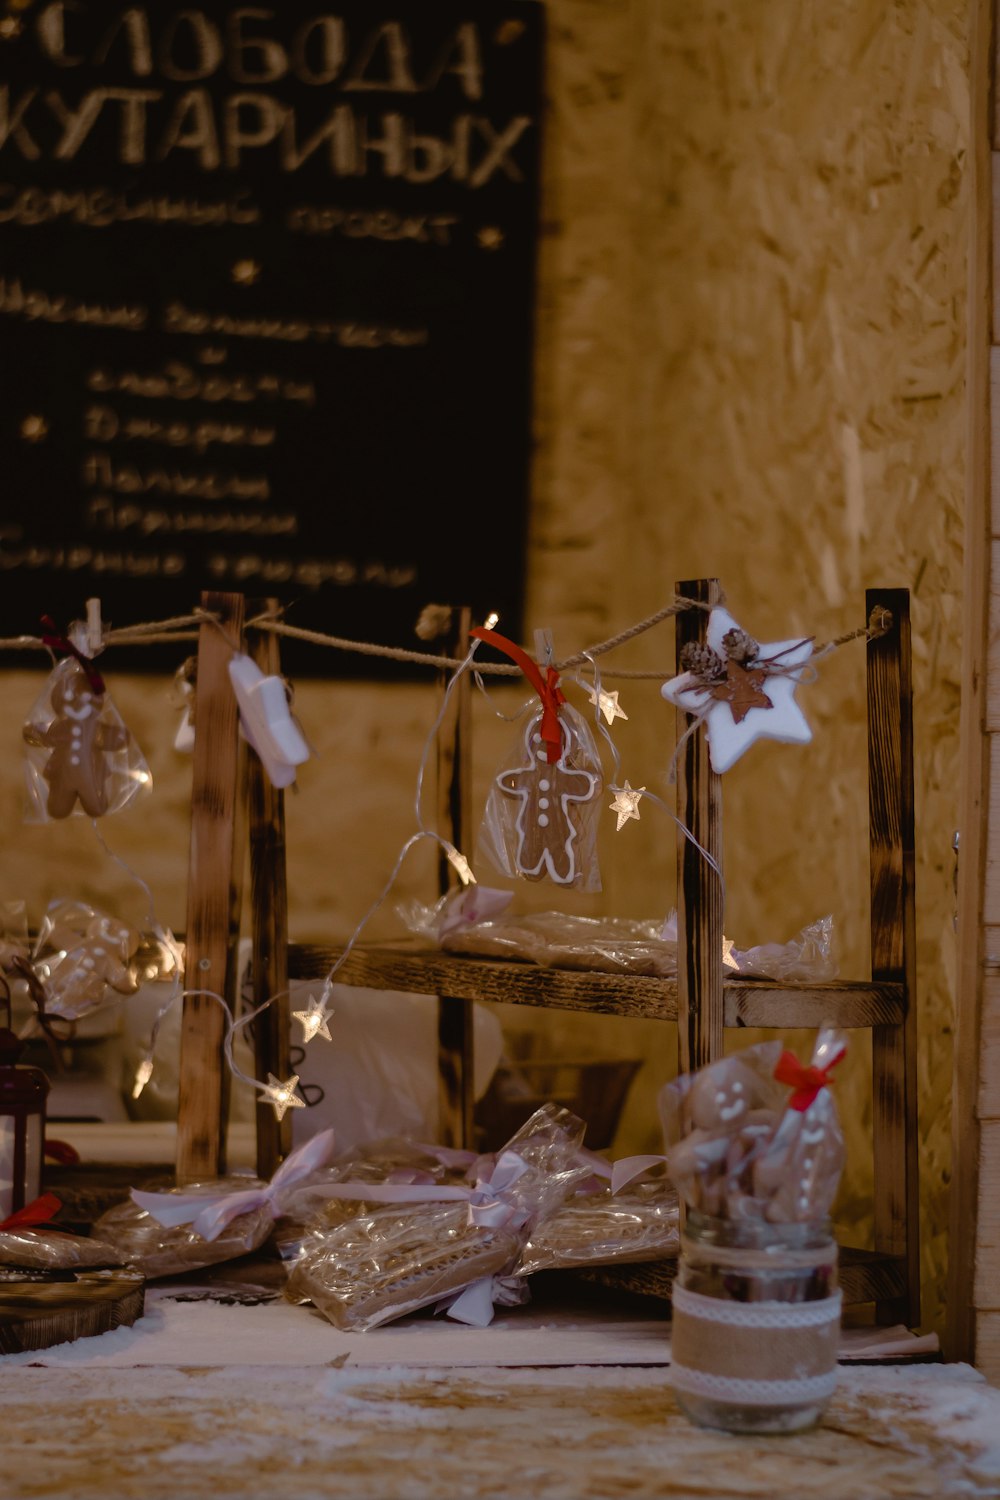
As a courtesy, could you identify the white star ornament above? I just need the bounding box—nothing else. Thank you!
[660,608,813,775]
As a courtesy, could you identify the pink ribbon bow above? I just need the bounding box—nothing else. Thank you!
[130,1128,339,1242]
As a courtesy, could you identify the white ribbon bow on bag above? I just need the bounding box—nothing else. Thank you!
[465,1150,532,1230]
[130,1127,339,1242]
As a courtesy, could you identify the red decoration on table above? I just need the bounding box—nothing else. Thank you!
[0,1191,62,1232]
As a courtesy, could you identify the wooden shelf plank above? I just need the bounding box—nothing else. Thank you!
[726,981,904,1029]
[288,944,681,1020]
[287,944,904,1028]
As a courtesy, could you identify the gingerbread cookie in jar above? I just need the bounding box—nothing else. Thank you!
[660,1028,847,1435]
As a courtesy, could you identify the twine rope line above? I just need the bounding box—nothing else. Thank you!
[0,597,892,675]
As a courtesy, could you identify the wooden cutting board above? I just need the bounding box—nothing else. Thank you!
[0,1272,145,1355]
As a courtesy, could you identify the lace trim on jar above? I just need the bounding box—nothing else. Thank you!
[669,1364,839,1406]
[671,1283,843,1330]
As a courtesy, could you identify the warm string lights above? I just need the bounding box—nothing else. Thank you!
[12,591,886,1120]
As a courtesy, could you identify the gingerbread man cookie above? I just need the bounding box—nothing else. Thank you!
[33,899,140,1021]
[496,713,600,884]
[23,660,128,819]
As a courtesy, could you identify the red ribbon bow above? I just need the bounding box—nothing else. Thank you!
[773,1047,845,1112]
[39,616,105,695]
[0,1191,62,1232]
[470,627,566,764]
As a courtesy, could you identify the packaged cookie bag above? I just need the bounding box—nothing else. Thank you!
[94,1130,338,1279]
[470,626,604,893]
[659,1028,847,1435]
[22,633,151,824]
[285,1103,592,1330]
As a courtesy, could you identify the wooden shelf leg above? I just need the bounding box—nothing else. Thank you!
[436,606,475,1149]
[675,578,725,1076]
[867,587,921,1328]
[248,600,292,1179]
[176,591,247,1185]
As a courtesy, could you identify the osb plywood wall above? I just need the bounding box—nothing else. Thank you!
[0,0,968,1337]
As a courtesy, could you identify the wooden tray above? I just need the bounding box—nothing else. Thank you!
[0,1271,145,1355]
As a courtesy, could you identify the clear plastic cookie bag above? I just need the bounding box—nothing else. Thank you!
[22,630,151,824]
[476,699,604,893]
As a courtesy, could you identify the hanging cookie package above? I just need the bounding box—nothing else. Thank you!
[477,699,604,894]
[22,657,152,824]
[30,899,141,1024]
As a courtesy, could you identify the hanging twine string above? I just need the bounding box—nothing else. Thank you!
[0,595,889,678]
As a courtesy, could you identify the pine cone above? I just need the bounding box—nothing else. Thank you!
[679,641,725,679]
[722,627,759,664]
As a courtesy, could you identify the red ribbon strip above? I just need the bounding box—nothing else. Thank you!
[470,627,565,763]
[44,1139,81,1166]
[0,1191,62,1231]
[39,616,105,695]
[773,1047,846,1112]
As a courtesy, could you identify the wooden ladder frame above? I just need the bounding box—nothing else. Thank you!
[175,591,291,1185]
[178,581,920,1326]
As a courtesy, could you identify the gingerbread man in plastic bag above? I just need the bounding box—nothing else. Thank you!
[32,899,140,1022]
[23,657,150,822]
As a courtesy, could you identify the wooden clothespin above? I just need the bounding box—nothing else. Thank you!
[533,627,555,669]
[68,598,104,660]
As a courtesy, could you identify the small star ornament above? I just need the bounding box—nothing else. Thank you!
[586,685,628,725]
[609,781,644,831]
[293,986,334,1044]
[661,608,813,774]
[258,1072,306,1121]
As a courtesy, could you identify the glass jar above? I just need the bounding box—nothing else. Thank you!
[670,1210,841,1435]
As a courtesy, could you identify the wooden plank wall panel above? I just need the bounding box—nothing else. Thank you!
[974,1119,1000,1310]
[978,140,1000,1360]
[977,948,1000,1122]
[973,1310,1000,1375]
[947,0,993,1368]
[984,732,1000,925]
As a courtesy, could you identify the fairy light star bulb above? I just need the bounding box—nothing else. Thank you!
[132,1058,154,1100]
[587,685,628,725]
[258,1073,306,1121]
[446,846,476,886]
[292,981,335,1044]
[609,781,645,831]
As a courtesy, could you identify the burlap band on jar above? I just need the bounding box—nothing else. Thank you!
[670,1285,842,1406]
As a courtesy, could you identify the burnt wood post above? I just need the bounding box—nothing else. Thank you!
[247,600,293,1179]
[867,588,920,1327]
[674,578,725,1076]
[176,591,247,1185]
[436,605,476,1149]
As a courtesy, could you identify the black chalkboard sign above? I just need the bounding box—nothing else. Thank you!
[0,0,543,676]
